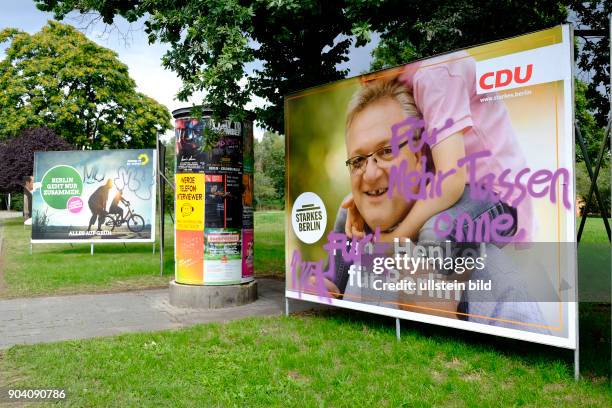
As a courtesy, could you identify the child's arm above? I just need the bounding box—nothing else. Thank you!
[343,133,466,241]
[380,132,467,242]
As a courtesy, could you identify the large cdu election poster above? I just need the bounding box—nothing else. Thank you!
[285,25,578,349]
[32,149,156,243]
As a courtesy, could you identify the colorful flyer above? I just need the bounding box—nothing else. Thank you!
[204,228,242,284]
[204,174,241,229]
[242,229,254,282]
[242,173,254,229]
[175,229,204,284]
[175,173,205,231]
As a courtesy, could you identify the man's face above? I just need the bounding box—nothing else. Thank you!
[346,97,418,231]
[26,179,33,191]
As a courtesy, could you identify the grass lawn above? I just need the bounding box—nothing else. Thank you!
[254,211,285,278]
[0,211,285,298]
[0,215,175,299]
[1,212,608,299]
[577,218,611,302]
[0,213,609,405]
[1,312,610,407]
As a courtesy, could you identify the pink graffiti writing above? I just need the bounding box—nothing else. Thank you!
[389,149,570,212]
[291,229,381,299]
[433,211,526,243]
[389,116,454,154]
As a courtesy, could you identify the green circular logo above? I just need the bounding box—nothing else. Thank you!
[41,165,83,209]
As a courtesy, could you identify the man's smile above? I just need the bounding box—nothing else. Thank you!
[364,187,388,197]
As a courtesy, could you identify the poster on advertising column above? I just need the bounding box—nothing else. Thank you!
[285,25,578,349]
[175,173,205,284]
[32,149,156,243]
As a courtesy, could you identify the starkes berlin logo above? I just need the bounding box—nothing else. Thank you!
[291,192,327,244]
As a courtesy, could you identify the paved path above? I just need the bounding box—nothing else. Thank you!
[0,279,285,349]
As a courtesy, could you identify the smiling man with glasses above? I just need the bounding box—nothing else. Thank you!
[343,80,428,235]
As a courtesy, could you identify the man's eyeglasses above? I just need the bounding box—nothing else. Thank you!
[345,140,408,175]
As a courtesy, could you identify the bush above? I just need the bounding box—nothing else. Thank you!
[0,127,73,194]
[576,160,611,215]
[0,192,23,212]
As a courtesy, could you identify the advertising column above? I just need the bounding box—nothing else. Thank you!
[173,107,254,285]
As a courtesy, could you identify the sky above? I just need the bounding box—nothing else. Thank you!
[0,1,380,141]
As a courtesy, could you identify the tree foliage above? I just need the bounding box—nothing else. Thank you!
[0,21,171,149]
[254,131,285,208]
[0,127,73,193]
[31,0,396,133]
[570,0,611,127]
[370,1,568,70]
[576,160,611,214]
[161,136,176,215]
[575,79,606,162]
[37,1,606,139]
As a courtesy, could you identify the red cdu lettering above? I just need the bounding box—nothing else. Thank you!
[514,64,533,84]
[479,72,495,90]
[494,69,513,87]
[479,64,534,91]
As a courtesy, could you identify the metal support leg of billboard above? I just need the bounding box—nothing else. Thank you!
[395,318,401,341]
[576,121,611,243]
[157,137,163,276]
[572,15,612,381]
[156,145,175,277]
[575,343,580,381]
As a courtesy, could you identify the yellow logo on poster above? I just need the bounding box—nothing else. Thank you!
[176,173,204,231]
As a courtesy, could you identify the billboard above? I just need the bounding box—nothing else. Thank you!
[285,26,577,348]
[32,149,156,243]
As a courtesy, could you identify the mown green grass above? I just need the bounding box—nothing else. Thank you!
[0,213,608,405]
[578,217,611,244]
[577,218,611,303]
[1,211,607,302]
[0,212,286,298]
[0,215,175,298]
[0,313,610,407]
[254,211,285,277]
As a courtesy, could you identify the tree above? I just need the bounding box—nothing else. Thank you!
[370,1,568,69]
[161,136,176,214]
[37,0,373,134]
[576,160,611,214]
[37,1,572,135]
[254,131,285,208]
[0,127,73,193]
[0,21,172,149]
[570,0,611,128]
[575,79,606,163]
